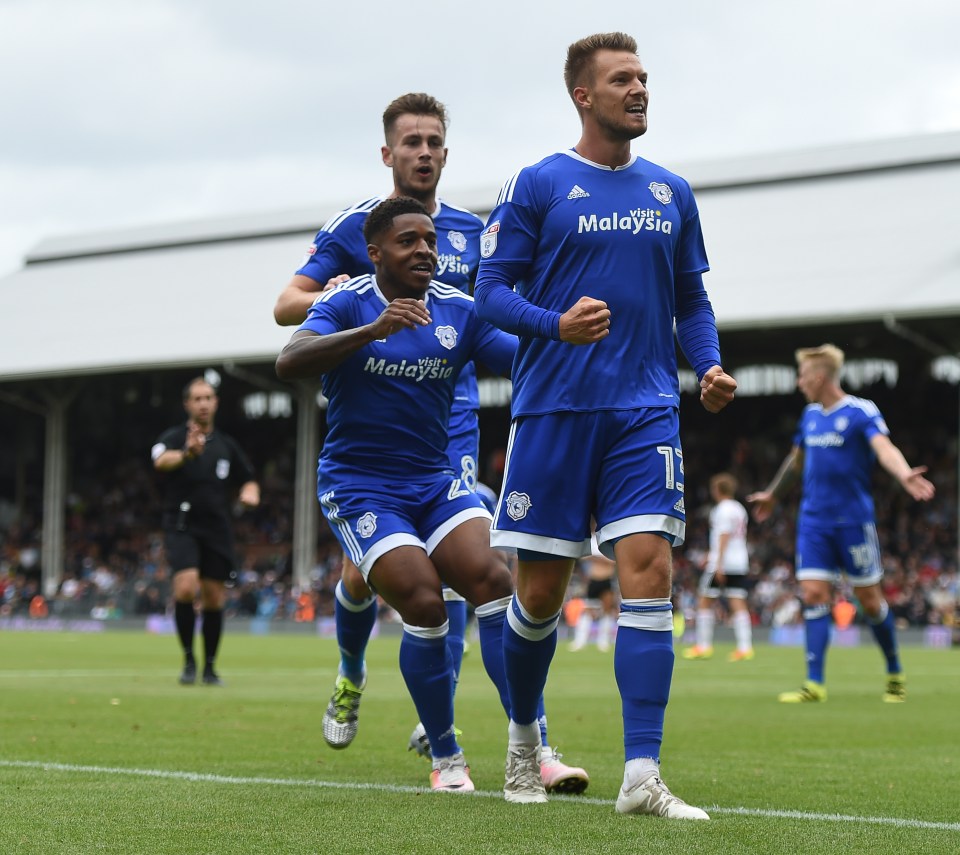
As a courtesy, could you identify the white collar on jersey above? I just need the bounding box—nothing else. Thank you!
[818,394,851,416]
[380,192,443,218]
[562,148,638,171]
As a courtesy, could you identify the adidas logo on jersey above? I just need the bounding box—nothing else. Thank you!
[567,185,590,199]
[673,497,685,513]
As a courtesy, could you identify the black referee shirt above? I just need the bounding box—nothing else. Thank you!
[152,424,256,531]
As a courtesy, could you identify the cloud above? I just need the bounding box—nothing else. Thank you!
[1,0,959,278]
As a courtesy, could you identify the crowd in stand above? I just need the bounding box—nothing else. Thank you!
[1,420,957,634]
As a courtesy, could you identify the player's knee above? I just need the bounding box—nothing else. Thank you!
[443,548,510,603]
[471,577,514,608]
[797,579,830,606]
[400,588,448,628]
[342,562,371,601]
[517,576,567,619]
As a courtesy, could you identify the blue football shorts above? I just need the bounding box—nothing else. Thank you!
[795,522,883,586]
[491,407,686,559]
[442,405,480,602]
[318,470,491,581]
[446,404,480,494]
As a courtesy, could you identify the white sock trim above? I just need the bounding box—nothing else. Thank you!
[474,595,511,618]
[402,620,449,640]
[334,579,376,612]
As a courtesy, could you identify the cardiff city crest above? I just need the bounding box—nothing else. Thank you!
[447,230,467,252]
[505,491,532,521]
[435,325,458,350]
[648,182,673,204]
[356,512,377,538]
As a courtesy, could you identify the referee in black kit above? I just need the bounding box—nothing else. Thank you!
[152,377,260,685]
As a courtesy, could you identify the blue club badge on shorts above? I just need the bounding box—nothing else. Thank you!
[648,182,673,205]
[505,491,532,521]
[216,459,230,479]
[356,512,377,538]
[434,325,458,350]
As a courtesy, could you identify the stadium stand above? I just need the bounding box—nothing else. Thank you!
[0,132,958,633]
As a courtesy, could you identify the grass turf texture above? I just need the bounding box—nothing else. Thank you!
[1,630,958,854]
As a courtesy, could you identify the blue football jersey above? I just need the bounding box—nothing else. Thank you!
[299,275,516,481]
[295,196,484,412]
[475,150,715,417]
[795,395,890,526]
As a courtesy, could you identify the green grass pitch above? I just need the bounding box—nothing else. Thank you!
[1,629,958,854]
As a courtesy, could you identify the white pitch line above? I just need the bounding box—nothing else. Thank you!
[0,669,328,679]
[2,760,958,832]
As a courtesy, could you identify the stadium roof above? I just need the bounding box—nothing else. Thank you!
[2,131,959,382]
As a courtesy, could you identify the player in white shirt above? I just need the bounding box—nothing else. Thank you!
[683,473,754,662]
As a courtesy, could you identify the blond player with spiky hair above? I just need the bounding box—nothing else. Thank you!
[748,344,935,703]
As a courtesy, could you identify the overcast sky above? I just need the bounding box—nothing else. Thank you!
[2,0,958,277]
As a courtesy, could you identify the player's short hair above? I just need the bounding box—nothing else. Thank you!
[795,343,845,377]
[710,472,738,498]
[363,196,431,245]
[382,93,448,144]
[182,377,214,401]
[564,32,639,100]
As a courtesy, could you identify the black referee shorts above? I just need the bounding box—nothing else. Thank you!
[164,529,235,582]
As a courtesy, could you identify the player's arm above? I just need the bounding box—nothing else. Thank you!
[275,299,432,380]
[746,445,804,522]
[275,274,351,326]
[474,263,561,339]
[471,324,518,377]
[869,433,936,502]
[475,271,608,344]
[275,228,356,325]
[674,270,736,413]
[474,183,606,342]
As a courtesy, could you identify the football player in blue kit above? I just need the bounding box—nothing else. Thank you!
[274,93,588,793]
[276,196,522,791]
[747,344,935,704]
[474,32,737,815]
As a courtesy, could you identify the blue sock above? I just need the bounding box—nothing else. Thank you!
[475,596,511,716]
[399,624,458,758]
[334,580,377,685]
[615,624,673,763]
[444,596,467,683]
[867,602,901,674]
[803,604,832,684]
[502,595,559,728]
